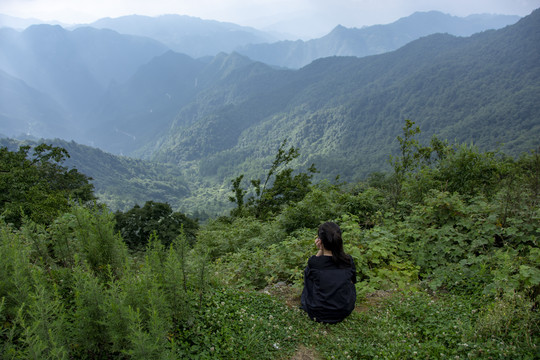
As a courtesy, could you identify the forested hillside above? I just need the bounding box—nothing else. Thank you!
[0,138,191,212]
[0,11,524,147]
[149,9,540,193]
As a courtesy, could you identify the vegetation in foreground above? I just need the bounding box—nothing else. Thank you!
[0,121,538,359]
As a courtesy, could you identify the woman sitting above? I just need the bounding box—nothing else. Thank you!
[300,222,357,324]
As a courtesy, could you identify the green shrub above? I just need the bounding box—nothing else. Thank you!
[278,185,341,233]
[434,144,508,199]
[17,283,69,360]
[0,224,34,324]
[339,186,388,227]
[70,264,109,358]
[196,217,285,261]
[70,205,128,281]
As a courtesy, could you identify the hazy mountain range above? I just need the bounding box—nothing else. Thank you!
[0,11,523,143]
[84,12,519,65]
[0,9,538,212]
[236,11,521,68]
[87,14,278,58]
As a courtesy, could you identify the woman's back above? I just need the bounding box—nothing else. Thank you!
[301,255,356,323]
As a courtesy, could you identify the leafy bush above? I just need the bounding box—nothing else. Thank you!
[0,144,94,227]
[339,214,419,298]
[114,201,198,250]
[278,184,342,232]
[195,216,285,261]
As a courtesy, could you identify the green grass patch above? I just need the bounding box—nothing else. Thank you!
[303,290,539,360]
[174,288,310,359]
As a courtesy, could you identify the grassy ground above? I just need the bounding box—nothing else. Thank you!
[255,284,539,360]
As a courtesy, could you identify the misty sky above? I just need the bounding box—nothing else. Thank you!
[1,0,539,38]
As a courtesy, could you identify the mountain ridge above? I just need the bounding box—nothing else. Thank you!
[0,24,169,140]
[0,9,538,214]
[88,14,277,58]
[236,11,521,68]
[147,9,539,183]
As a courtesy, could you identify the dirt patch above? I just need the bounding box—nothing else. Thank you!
[288,345,321,360]
[261,282,303,308]
[355,289,394,313]
[263,283,395,312]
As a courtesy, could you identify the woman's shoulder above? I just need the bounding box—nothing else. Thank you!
[308,255,355,269]
[307,255,320,265]
[308,255,329,267]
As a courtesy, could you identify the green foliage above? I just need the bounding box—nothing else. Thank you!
[228,174,246,216]
[71,263,109,357]
[316,290,539,359]
[277,183,342,233]
[175,288,304,359]
[229,139,317,219]
[338,185,389,227]
[0,144,94,227]
[0,224,35,325]
[434,144,509,199]
[341,215,419,298]
[114,201,199,250]
[0,205,203,359]
[196,216,285,261]
[71,205,129,280]
[389,119,425,201]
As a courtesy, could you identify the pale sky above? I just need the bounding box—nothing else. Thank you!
[1,0,539,38]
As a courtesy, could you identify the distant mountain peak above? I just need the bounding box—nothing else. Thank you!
[236,10,521,68]
[332,24,347,31]
[88,14,276,57]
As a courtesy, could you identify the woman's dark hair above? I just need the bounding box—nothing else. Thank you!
[318,222,351,268]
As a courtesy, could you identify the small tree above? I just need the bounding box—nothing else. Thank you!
[114,201,198,250]
[388,120,449,207]
[229,140,317,219]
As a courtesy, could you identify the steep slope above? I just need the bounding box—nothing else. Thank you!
[86,51,274,155]
[236,11,521,68]
[88,51,205,154]
[0,70,70,139]
[0,24,169,140]
[150,9,540,181]
[89,14,276,57]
